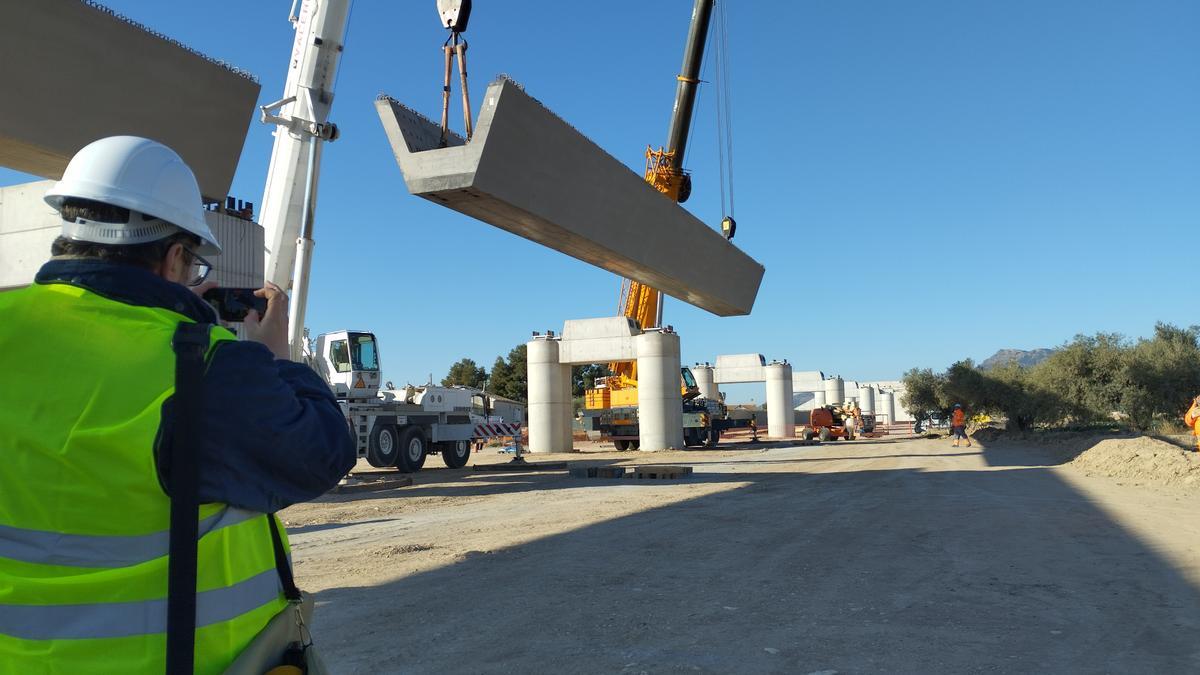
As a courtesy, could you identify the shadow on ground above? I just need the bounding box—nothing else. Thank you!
[309,455,1200,673]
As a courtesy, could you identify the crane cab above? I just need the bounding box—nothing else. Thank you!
[315,330,381,399]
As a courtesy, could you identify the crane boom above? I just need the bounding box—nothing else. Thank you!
[607,0,716,391]
[259,0,352,360]
[663,0,715,182]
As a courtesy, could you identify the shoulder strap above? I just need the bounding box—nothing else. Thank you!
[267,515,302,601]
[166,321,211,675]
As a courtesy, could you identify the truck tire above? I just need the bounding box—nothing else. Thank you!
[367,423,399,468]
[441,440,471,469]
[682,428,697,447]
[396,426,427,473]
[706,428,721,447]
[818,427,832,442]
[614,439,630,451]
[630,440,640,450]
[802,430,814,442]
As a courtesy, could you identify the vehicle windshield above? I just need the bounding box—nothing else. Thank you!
[680,367,697,389]
[329,340,351,373]
[349,333,379,371]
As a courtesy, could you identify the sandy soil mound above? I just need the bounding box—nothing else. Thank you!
[1070,436,1200,489]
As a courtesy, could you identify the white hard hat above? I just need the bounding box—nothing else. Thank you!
[45,136,221,255]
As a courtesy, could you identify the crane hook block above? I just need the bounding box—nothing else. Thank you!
[437,0,472,33]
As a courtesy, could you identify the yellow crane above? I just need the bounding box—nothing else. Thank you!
[586,0,739,447]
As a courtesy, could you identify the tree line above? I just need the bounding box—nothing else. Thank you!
[440,344,611,403]
[901,323,1200,432]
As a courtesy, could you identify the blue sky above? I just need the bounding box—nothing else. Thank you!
[5,0,1198,401]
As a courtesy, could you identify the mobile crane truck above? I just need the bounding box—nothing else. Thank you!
[252,0,517,472]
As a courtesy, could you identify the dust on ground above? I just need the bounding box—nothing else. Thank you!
[282,435,1200,674]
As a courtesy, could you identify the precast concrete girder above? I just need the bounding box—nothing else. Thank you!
[376,78,765,317]
[0,0,260,201]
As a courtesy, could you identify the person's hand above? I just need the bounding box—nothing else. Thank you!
[243,282,291,360]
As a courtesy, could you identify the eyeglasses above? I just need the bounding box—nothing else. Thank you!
[182,247,212,287]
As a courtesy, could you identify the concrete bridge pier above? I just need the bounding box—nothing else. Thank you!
[765,362,795,439]
[527,338,572,453]
[635,331,685,451]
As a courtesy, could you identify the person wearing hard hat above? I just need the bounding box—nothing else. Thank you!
[1183,395,1200,452]
[951,403,971,447]
[0,136,355,673]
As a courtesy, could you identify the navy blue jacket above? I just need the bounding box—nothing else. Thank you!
[36,259,356,512]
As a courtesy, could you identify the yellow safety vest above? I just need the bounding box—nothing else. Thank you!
[0,281,288,674]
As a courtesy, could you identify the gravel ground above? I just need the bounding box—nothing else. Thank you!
[281,435,1200,674]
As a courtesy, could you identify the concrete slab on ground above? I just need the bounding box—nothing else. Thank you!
[376,78,765,317]
[0,0,259,200]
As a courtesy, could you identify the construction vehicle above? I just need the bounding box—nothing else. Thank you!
[803,404,860,442]
[253,1,515,472]
[313,330,515,471]
[587,364,740,449]
[584,0,740,448]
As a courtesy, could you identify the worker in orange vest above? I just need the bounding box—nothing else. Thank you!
[1183,396,1200,452]
[951,403,971,447]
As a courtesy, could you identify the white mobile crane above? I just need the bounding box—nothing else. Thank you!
[256,0,507,472]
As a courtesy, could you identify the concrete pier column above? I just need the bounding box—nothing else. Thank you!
[765,363,795,439]
[635,332,684,451]
[859,385,876,414]
[880,392,896,425]
[692,364,720,401]
[813,390,827,408]
[527,339,570,453]
[824,377,845,407]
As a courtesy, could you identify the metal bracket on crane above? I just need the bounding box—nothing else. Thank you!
[259,95,340,142]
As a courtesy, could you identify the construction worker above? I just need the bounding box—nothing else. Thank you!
[0,136,356,673]
[1183,395,1200,452]
[951,403,972,447]
[843,400,860,439]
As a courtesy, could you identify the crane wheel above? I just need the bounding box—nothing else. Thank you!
[441,440,471,469]
[818,427,832,443]
[367,424,399,468]
[396,427,428,473]
[614,439,631,451]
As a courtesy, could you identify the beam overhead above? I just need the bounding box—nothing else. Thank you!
[376,78,765,317]
[0,0,260,201]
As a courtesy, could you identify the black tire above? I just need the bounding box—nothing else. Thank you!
[818,427,832,442]
[441,440,471,469]
[706,428,721,447]
[367,423,399,468]
[683,428,700,447]
[396,426,427,473]
[630,440,641,450]
[802,430,815,442]
[614,439,630,451]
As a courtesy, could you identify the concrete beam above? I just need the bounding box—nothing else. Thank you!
[0,0,260,201]
[711,353,769,384]
[557,317,641,365]
[376,78,765,317]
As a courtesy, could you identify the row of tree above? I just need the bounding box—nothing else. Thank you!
[901,323,1200,432]
[440,344,611,403]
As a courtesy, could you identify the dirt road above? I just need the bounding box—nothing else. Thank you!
[282,437,1200,673]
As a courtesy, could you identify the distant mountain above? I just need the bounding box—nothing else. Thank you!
[980,348,1055,370]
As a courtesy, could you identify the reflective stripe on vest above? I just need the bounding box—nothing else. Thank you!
[0,507,260,568]
[0,280,288,672]
[0,568,281,640]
